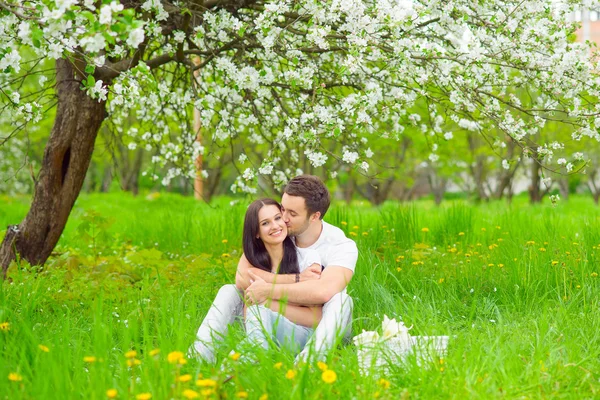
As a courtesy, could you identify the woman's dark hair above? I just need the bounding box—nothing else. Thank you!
[243,198,299,274]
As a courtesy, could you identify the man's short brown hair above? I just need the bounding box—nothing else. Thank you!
[284,175,330,219]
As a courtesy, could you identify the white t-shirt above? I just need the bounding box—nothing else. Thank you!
[296,247,322,272]
[298,221,358,272]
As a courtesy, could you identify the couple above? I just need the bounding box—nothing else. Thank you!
[190,175,358,362]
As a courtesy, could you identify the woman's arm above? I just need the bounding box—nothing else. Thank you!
[236,256,321,290]
[267,300,322,328]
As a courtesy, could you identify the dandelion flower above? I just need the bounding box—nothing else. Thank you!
[458,232,465,236]
[377,378,390,389]
[178,374,192,383]
[237,391,249,398]
[149,349,160,357]
[229,352,241,361]
[285,369,296,379]
[182,390,199,399]
[136,393,151,400]
[222,239,228,244]
[421,227,429,233]
[84,356,97,363]
[127,358,142,367]
[0,322,10,331]
[341,221,347,226]
[38,344,50,352]
[8,372,22,382]
[167,351,184,364]
[317,361,328,371]
[125,350,137,358]
[196,379,217,388]
[362,232,369,236]
[592,272,598,277]
[353,225,359,230]
[273,362,282,369]
[106,389,118,398]
[349,232,357,237]
[221,253,231,258]
[259,395,268,400]
[321,369,337,384]
[201,389,215,396]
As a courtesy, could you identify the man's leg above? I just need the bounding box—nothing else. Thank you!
[189,284,243,363]
[296,292,353,362]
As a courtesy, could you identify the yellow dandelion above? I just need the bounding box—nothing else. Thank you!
[421,227,429,233]
[349,232,357,237]
[465,253,471,258]
[273,362,283,369]
[377,378,390,389]
[136,393,152,400]
[396,255,405,261]
[0,322,10,331]
[149,348,160,357]
[488,264,494,267]
[127,358,142,367]
[496,226,501,230]
[167,351,184,364]
[84,356,97,363]
[352,225,359,230]
[539,247,546,252]
[458,232,465,236]
[526,241,535,245]
[8,372,22,382]
[591,272,598,277]
[551,261,559,266]
[321,369,337,384]
[38,344,50,352]
[201,389,215,396]
[196,379,217,388]
[439,358,445,365]
[285,369,296,379]
[440,367,445,372]
[222,239,228,244]
[481,228,486,232]
[106,389,118,398]
[125,350,137,359]
[182,390,199,399]
[341,221,347,226]
[237,391,249,398]
[229,352,241,361]
[498,264,504,268]
[259,394,268,400]
[438,278,445,284]
[362,232,369,236]
[317,361,328,371]
[221,253,231,258]
[397,267,402,272]
[576,285,581,289]
[566,251,571,255]
[178,374,192,383]
[178,358,187,365]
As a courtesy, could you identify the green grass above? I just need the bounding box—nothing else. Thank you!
[1,192,600,399]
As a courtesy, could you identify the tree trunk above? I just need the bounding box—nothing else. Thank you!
[528,159,543,204]
[1,59,106,276]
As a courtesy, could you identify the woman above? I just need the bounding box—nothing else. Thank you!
[237,198,322,353]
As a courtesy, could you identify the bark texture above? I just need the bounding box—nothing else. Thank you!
[1,59,106,277]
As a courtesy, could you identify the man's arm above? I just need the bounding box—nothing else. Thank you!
[235,254,321,290]
[246,266,353,306]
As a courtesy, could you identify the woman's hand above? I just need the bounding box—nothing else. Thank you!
[299,264,322,281]
[245,271,270,305]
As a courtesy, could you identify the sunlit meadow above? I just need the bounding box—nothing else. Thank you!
[1,192,600,399]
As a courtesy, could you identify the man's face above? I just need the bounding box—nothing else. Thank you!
[281,193,313,236]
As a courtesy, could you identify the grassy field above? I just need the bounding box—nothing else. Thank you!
[1,192,600,399]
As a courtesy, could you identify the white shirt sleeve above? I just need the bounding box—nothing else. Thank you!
[323,240,358,272]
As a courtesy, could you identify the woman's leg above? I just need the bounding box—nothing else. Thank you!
[273,314,314,354]
[244,304,276,351]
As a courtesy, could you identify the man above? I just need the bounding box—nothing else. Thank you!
[190,175,358,363]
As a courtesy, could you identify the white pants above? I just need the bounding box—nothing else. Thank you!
[189,284,353,362]
[245,305,313,353]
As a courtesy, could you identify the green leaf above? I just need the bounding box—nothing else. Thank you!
[86,75,95,87]
[85,64,95,74]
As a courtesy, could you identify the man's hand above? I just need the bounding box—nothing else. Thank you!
[299,264,322,281]
[245,271,270,305]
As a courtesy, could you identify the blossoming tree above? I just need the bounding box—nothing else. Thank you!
[1,0,600,274]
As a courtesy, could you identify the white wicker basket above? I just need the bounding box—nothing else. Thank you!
[357,336,449,376]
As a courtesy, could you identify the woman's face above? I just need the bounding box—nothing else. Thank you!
[257,204,288,246]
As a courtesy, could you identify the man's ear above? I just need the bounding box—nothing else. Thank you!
[311,211,321,222]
